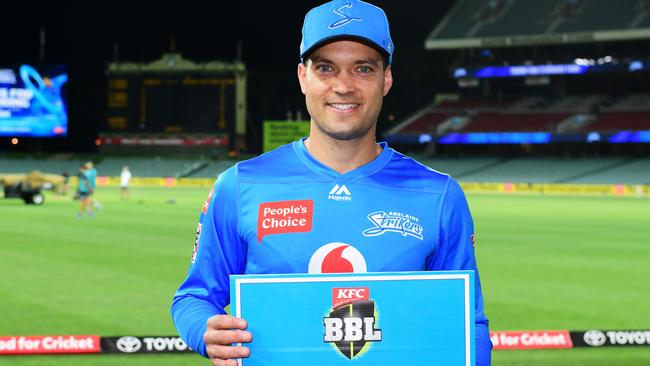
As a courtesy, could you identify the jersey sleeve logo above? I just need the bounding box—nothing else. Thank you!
[257,200,313,243]
[201,187,215,214]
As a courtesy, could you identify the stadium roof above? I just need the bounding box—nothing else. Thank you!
[426,0,650,49]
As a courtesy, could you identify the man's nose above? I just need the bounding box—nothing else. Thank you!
[331,71,356,95]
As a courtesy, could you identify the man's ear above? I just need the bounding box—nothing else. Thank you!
[383,65,393,97]
[297,62,308,95]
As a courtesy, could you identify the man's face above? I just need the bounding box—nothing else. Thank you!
[297,40,393,142]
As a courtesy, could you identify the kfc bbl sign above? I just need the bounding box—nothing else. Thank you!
[323,287,382,359]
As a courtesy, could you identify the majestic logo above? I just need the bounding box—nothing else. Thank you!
[257,200,313,243]
[362,211,424,240]
[191,223,202,264]
[329,3,362,29]
[116,336,142,353]
[583,330,607,347]
[328,184,352,202]
[308,243,367,274]
[323,287,382,359]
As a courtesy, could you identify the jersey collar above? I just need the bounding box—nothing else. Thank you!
[293,137,394,180]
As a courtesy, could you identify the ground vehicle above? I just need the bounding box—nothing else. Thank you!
[0,171,63,205]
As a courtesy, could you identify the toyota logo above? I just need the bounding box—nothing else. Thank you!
[116,336,142,353]
[583,330,606,347]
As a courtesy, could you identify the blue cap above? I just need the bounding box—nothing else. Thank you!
[300,0,394,64]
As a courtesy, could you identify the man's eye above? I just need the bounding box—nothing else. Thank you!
[317,64,333,73]
[357,66,373,73]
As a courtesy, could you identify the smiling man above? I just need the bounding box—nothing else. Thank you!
[172,1,492,365]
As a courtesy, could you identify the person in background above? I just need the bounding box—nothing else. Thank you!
[76,164,93,218]
[120,165,132,200]
[85,161,102,209]
[60,171,70,195]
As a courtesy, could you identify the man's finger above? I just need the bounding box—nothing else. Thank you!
[207,315,248,330]
[207,344,250,360]
[205,329,252,345]
[210,358,239,366]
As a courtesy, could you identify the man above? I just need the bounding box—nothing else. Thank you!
[84,161,101,209]
[76,163,93,218]
[172,1,492,365]
[120,165,132,200]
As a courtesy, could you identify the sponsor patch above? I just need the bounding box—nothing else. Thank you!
[257,200,313,243]
[201,187,214,214]
[323,287,382,359]
[191,223,202,264]
[308,243,367,274]
[328,184,352,202]
[362,211,424,240]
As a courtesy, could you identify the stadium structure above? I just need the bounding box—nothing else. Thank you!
[387,0,650,157]
[1,0,648,191]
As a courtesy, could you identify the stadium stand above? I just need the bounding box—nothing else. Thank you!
[566,157,650,183]
[1,155,647,184]
[388,93,650,136]
[428,0,647,41]
[445,156,637,183]
[0,156,210,178]
[412,156,507,178]
[187,159,239,178]
[584,111,650,132]
[462,112,570,132]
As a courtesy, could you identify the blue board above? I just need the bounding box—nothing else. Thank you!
[230,271,475,366]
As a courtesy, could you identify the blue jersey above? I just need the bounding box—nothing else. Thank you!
[86,168,97,190]
[172,139,492,365]
[78,171,90,193]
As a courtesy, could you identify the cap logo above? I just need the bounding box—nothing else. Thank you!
[329,3,362,29]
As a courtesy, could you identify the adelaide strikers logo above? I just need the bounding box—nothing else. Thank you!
[323,287,382,359]
[308,243,367,274]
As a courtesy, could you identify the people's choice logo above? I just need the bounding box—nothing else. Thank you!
[329,3,362,29]
[583,330,607,347]
[308,243,367,274]
[116,336,142,353]
[257,200,313,243]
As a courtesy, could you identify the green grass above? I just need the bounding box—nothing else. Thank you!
[1,188,649,365]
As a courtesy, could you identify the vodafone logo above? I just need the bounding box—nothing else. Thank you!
[308,243,367,274]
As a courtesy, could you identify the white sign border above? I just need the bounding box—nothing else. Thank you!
[234,273,471,366]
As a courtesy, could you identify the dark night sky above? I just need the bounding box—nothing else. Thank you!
[0,1,456,151]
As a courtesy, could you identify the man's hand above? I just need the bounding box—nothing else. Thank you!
[204,315,252,366]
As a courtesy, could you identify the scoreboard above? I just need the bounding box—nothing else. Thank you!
[106,54,246,145]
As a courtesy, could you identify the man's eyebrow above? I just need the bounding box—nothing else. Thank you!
[355,59,380,66]
[310,57,380,66]
[310,56,332,64]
